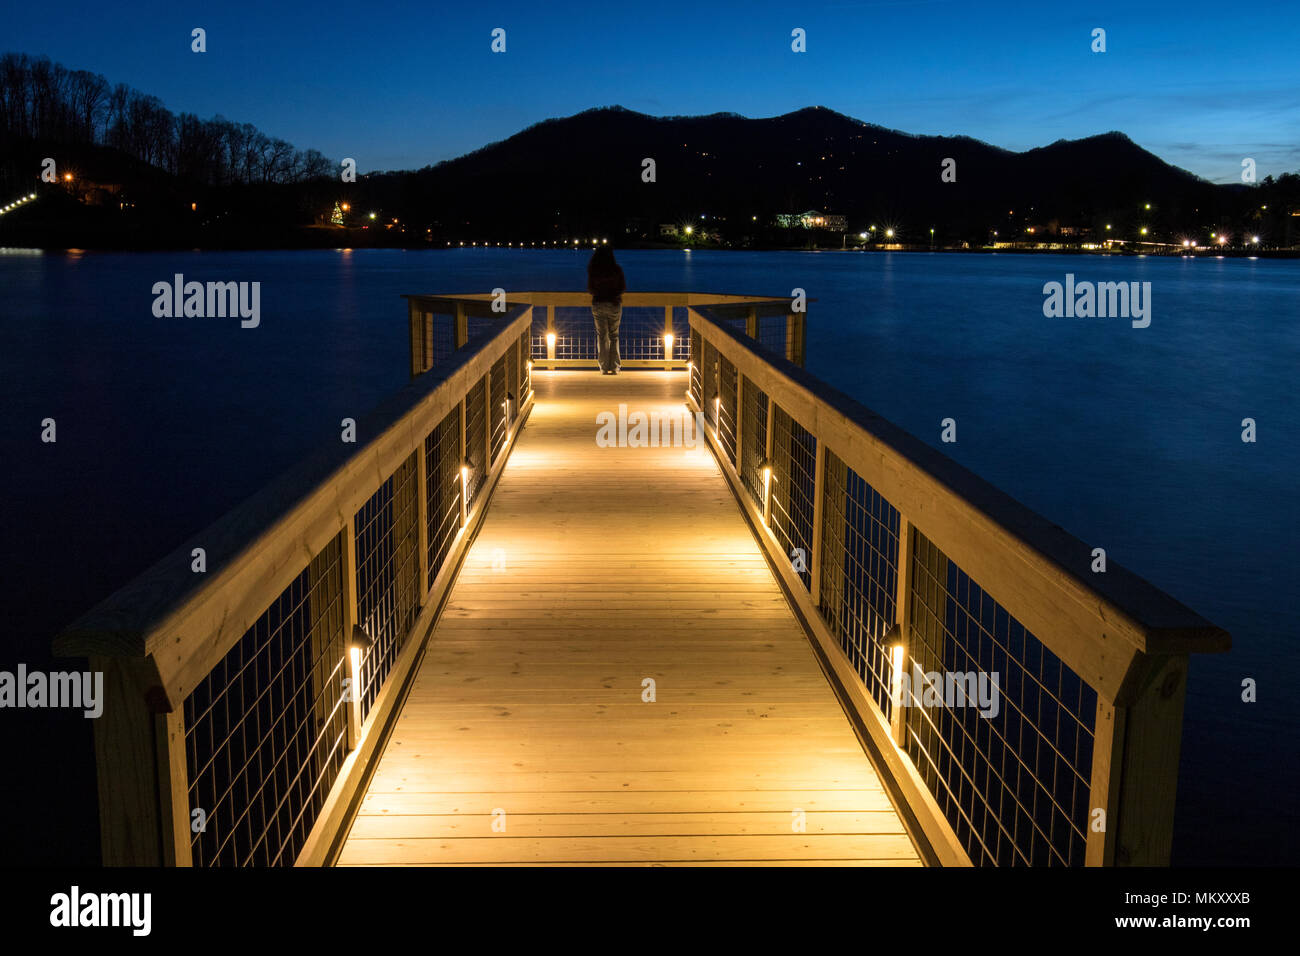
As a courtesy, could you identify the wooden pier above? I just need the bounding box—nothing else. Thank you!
[54,292,1228,868]
[338,371,919,865]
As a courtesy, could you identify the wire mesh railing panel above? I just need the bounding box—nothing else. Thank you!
[507,340,519,424]
[464,375,488,505]
[552,307,598,360]
[769,404,817,590]
[183,532,348,867]
[531,306,549,361]
[490,354,508,462]
[739,375,769,508]
[415,309,458,370]
[671,307,692,361]
[424,406,462,591]
[757,313,791,358]
[819,451,900,718]
[718,355,738,467]
[549,306,679,362]
[906,528,1098,867]
[689,329,703,407]
[353,451,421,721]
[615,306,672,361]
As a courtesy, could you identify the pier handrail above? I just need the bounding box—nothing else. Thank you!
[405,291,805,375]
[687,304,1228,866]
[54,304,535,866]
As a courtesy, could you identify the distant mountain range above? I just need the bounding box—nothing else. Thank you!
[362,105,1257,244]
[5,98,1294,249]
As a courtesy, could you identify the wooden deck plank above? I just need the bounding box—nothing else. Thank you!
[338,371,919,867]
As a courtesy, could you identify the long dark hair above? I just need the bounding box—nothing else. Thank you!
[588,245,618,276]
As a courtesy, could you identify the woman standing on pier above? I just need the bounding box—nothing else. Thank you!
[588,246,625,374]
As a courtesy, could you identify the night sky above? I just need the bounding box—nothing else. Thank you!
[6,0,1299,183]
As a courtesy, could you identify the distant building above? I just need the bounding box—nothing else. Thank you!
[67,179,121,207]
[659,223,679,237]
[776,210,847,231]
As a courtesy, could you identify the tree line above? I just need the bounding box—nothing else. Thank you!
[0,52,332,185]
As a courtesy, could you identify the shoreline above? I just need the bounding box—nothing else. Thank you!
[2,236,1296,258]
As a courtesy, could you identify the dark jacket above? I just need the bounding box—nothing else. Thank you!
[587,261,626,306]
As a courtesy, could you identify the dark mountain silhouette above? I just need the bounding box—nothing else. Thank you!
[364,105,1246,245]
[4,97,1292,249]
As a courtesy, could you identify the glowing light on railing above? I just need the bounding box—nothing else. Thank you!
[546,332,556,348]
[890,642,906,714]
[348,625,373,746]
[663,332,674,357]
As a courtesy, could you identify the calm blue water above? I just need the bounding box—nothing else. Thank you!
[1,248,1295,865]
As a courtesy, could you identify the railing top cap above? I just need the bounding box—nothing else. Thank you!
[403,291,801,306]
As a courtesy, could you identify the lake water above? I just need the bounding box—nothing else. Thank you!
[1,248,1295,865]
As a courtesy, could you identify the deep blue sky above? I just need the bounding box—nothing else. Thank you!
[7,0,1298,182]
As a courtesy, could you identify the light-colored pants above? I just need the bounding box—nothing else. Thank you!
[592,302,622,372]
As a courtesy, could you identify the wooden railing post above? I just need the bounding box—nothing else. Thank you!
[1087,654,1189,865]
[746,305,758,340]
[453,301,468,351]
[342,514,361,750]
[408,299,422,378]
[545,306,556,366]
[762,392,775,526]
[733,373,744,466]
[809,439,826,604]
[459,397,469,528]
[787,310,805,366]
[482,377,492,471]
[664,304,674,370]
[90,656,189,865]
[890,516,913,747]
[416,433,430,597]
